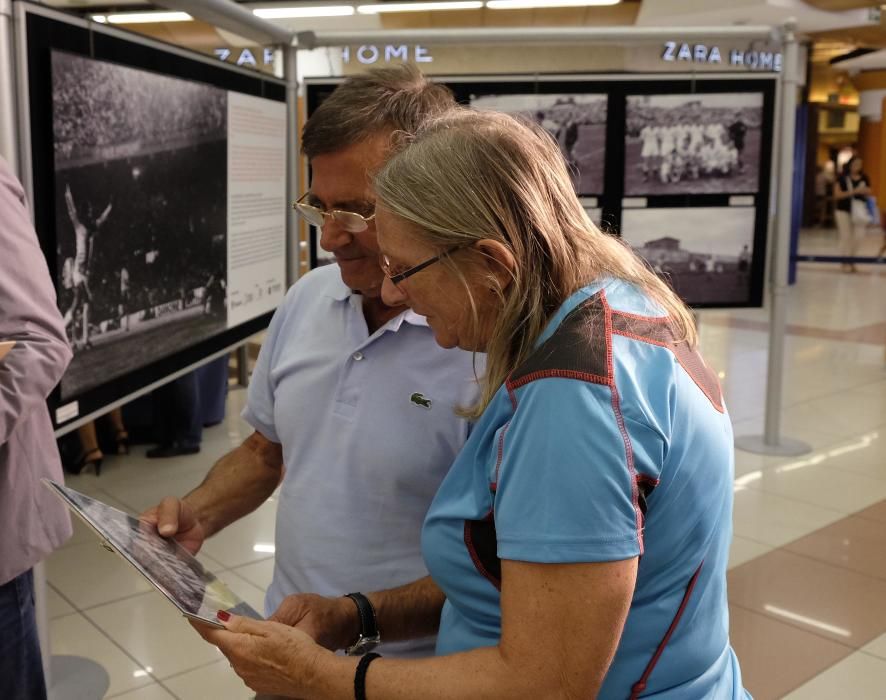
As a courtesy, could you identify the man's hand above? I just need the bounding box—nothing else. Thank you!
[269,593,360,652]
[140,496,206,555]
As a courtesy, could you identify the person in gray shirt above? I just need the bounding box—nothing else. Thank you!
[0,156,73,699]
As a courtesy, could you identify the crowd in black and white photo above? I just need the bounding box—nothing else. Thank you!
[52,52,229,398]
[52,52,226,164]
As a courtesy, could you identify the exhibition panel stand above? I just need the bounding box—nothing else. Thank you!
[295,22,807,456]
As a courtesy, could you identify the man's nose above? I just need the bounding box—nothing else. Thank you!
[318,217,352,252]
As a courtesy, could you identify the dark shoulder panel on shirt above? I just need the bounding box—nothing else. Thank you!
[507,289,723,413]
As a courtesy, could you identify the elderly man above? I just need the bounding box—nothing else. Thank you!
[0,156,73,699]
[144,65,478,657]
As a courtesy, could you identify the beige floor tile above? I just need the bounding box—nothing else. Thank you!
[108,682,176,699]
[862,633,886,661]
[744,461,886,514]
[811,430,886,482]
[199,501,278,569]
[729,605,855,700]
[782,650,886,699]
[47,541,153,610]
[229,558,275,592]
[163,660,253,700]
[727,536,772,570]
[86,591,224,680]
[731,488,844,548]
[50,613,153,697]
[784,513,886,581]
[46,583,75,619]
[728,549,886,649]
[217,570,266,617]
[100,471,210,515]
[730,412,846,452]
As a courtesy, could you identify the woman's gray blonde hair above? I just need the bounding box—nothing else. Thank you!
[374,108,698,418]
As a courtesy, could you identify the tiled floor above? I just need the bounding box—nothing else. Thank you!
[44,243,886,698]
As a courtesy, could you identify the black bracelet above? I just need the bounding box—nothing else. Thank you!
[354,652,381,700]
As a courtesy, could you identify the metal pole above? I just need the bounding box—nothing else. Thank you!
[236,344,249,387]
[155,0,292,45]
[300,25,776,48]
[0,0,17,168]
[735,21,810,457]
[285,43,300,289]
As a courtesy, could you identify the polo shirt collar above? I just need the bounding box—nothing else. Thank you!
[323,272,429,330]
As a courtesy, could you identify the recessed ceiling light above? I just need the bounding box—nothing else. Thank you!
[253,5,355,19]
[487,0,621,9]
[358,2,484,13]
[105,11,193,23]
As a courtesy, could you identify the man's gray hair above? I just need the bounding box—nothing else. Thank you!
[301,64,455,158]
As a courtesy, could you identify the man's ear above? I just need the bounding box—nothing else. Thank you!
[473,239,517,293]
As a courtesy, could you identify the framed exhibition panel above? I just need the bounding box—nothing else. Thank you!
[18,4,289,432]
[304,73,775,310]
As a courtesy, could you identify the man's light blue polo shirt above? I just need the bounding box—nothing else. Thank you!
[243,263,479,656]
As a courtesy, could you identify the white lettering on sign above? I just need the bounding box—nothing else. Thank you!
[385,45,408,61]
[662,42,780,71]
[357,45,380,64]
[237,48,257,67]
[214,47,274,66]
[341,45,433,65]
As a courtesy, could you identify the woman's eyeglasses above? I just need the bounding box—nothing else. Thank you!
[380,243,472,286]
[292,192,375,233]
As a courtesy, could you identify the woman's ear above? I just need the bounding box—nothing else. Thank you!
[473,239,517,293]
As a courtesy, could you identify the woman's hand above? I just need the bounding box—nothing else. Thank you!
[192,613,331,698]
[269,593,360,652]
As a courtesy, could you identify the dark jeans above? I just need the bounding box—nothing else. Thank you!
[0,569,47,700]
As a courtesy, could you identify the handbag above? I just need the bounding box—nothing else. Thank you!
[849,180,870,225]
[851,198,870,225]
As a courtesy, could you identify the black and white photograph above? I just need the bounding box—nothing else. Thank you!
[621,207,756,306]
[52,51,229,399]
[45,480,261,624]
[624,93,763,196]
[470,93,607,195]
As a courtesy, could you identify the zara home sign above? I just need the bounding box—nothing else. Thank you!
[342,45,433,64]
[662,42,782,71]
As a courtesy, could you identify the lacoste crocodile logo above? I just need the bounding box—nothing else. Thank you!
[410,392,432,409]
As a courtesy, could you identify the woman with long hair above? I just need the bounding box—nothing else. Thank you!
[195,109,747,699]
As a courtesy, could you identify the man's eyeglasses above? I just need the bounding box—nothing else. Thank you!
[380,243,472,286]
[292,192,375,233]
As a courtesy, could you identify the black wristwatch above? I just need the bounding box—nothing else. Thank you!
[344,592,381,656]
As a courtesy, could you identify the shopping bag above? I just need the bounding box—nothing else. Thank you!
[851,198,869,225]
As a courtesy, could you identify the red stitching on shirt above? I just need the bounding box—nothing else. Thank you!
[601,291,645,555]
[629,562,705,699]
[507,368,611,391]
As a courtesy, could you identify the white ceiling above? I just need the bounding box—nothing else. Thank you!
[40,0,883,39]
[635,0,878,33]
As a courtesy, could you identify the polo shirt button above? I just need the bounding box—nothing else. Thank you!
[353,351,364,361]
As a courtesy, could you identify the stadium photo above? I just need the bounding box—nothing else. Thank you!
[52,51,229,400]
[620,206,756,306]
[470,92,607,195]
[624,92,764,196]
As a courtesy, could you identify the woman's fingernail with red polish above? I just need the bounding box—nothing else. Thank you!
[217,610,231,622]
